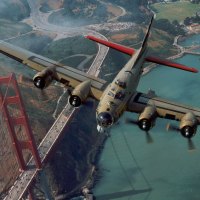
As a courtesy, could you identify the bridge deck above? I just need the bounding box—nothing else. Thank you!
[3,104,75,200]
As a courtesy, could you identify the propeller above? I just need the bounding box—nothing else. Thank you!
[145,131,154,144]
[18,74,33,84]
[166,123,179,132]
[166,123,196,151]
[188,138,196,151]
[125,118,138,125]
[125,118,154,143]
[84,99,95,108]
[67,88,72,96]
[18,74,49,101]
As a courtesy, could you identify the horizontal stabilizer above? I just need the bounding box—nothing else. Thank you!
[145,56,198,73]
[86,35,135,56]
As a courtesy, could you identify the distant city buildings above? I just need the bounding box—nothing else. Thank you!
[87,22,136,32]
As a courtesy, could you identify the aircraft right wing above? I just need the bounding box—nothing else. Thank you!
[127,91,200,137]
[0,41,107,100]
[128,91,200,121]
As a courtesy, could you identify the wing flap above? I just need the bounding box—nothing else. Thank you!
[86,35,135,56]
[145,56,198,73]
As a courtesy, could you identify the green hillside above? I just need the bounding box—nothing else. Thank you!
[151,2,200,22]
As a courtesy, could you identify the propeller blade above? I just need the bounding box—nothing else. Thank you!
[18,74,33,85]
[84,100,94,108]
[166,123,179,132]
[188,138,196,151]
[145,131,154,144]
[39,89,49,101]
[167,124,196,151]
[18,74,48,100]
[125,118,153,143]
[125,118,138,125]
[67,89,72,96]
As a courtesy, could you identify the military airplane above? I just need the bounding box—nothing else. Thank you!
[0,16,200,148]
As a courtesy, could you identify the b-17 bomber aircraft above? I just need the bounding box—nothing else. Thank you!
[0,17,200,149]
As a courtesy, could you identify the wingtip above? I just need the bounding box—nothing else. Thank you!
[188,67,199,73]
[145,56,198,73]
[191,68,198,73]
[85,35,93,39]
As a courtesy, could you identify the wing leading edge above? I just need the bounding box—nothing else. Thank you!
[0,41,107,100]
[127,91,200,122]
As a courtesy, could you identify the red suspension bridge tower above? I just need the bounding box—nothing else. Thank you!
[0,73,41,171]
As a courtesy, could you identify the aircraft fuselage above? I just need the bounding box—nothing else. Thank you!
[96,47,148,131]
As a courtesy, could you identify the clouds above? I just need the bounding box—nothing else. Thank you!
[0,0,30,22]
[0,1,7,11]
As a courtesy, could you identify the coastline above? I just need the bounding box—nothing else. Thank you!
[143,32,200,76]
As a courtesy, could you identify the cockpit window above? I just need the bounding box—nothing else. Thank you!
[115,91,125,100]
[108,91,115,98]
[115,79,126,89]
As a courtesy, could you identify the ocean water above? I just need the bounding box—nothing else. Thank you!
[93,34,200,200]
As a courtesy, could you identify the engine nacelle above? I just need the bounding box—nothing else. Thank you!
[138,106,157,131]
[69,80,91,107]
[33,67,58,89]
[180,112,197,138]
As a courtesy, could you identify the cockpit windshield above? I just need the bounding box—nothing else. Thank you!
[114,91,125,100]
[115,79,126,89]
[108,91,115,98]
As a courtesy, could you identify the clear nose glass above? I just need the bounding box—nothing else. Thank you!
[97,112,113,127]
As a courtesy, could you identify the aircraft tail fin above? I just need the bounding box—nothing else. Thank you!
[86,16,154,56]
[141,15,154,49]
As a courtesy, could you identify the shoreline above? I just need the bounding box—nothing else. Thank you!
[143,32,200,76]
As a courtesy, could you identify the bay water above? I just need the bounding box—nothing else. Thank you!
[93,34,200,200]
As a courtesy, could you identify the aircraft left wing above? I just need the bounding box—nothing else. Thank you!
[127,91,200,125]
[0,41,107,100]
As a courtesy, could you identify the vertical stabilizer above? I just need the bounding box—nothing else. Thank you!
[141,15,154,49]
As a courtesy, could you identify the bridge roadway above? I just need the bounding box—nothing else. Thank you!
[26,0,109,77]
[3,47,106,199]
[3,104,77,200]
[3,43,106,199]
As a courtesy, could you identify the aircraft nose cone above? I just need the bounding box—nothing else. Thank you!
[97,112,113,127]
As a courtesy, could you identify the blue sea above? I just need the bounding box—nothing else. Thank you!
[93,34,200,200]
